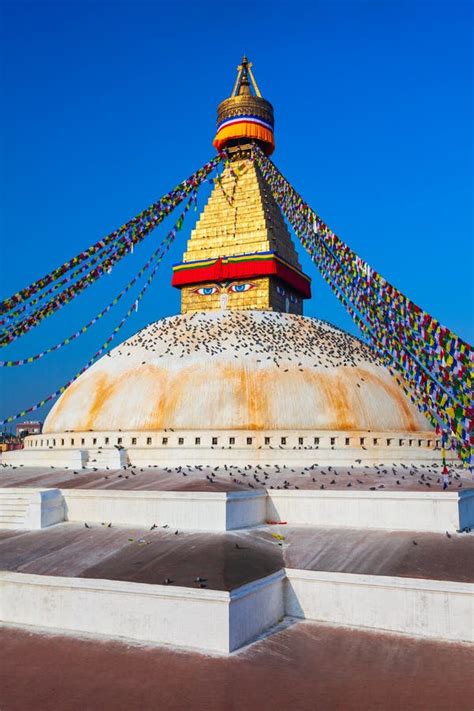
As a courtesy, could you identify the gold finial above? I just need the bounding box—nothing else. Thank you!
[231,55,262,98]
[213,57,274,156]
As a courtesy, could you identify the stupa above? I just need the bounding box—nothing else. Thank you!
[1,58,472,688]
[15,57,441,469]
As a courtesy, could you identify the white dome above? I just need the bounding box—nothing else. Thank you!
[44,311,431,434]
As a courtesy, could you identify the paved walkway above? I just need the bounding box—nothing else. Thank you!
[1,621,473,711]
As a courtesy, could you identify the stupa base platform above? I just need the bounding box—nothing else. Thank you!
[0,523,473,652]
[0,462,473,533]
[5,428,453,470]
[2,468,472,655]
[0,485,473,533]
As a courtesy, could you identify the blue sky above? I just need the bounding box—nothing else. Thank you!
[0,0,472,426]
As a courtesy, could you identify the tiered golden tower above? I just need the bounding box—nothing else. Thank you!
[172,58,311,314]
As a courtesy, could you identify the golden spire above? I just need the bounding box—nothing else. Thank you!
[171,58,311,315]
[172,161,311,314]
[213,57,275,156]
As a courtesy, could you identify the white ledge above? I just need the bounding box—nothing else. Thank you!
[285,568,474,595]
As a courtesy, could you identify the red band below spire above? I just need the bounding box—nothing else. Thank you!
[172,252,311,298]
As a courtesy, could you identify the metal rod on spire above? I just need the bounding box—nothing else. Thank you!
[230,56,262,98]
[247,63,262,98]
[231,64,244,97]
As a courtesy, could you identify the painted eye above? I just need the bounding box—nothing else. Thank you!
[229,283,254,293]
[195,286,218,296]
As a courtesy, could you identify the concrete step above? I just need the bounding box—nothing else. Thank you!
[0,488,65,530]
[0,496,35,503]
[0,501,30,517]
[0,492,29,528]
[0,515,27,523]
[0,499,31,505]
[85,448,128,469]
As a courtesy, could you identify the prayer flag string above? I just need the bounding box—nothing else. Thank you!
[252,144,473,466]
[0,239,119,331]
[0,194,196,424]
[0,153,225,320]
[0,194,199,368]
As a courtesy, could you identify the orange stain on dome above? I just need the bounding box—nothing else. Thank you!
[81,373,118,431]
[364,368,419,432]
[44,347,427,434]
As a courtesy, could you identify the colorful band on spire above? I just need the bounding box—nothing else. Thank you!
[172,251,311,298]
[216,115,273,132]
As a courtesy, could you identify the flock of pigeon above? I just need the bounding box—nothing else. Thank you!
[111,309,380,370]
[128,461,468,491]
[1,461,468,492]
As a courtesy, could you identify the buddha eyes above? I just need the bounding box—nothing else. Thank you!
[195,286,218,296]
[229,283,254,293]
[193,282,255,296]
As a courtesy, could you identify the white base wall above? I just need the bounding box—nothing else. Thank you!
[4,447,451,469]
[267,490,474,533]
[0,488,471,534]
[7,427,455,469]
[0,570,285,654]
[62,489,267,531]
[225,492,267,530]
[285,569,474,644]
[124,445,448,468]
[229,571,285,651]
[459,490,474,531]
[1,568,472,650]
